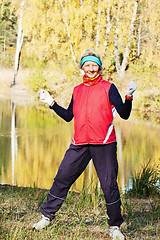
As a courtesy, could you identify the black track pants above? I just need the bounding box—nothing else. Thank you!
[40,143,123,226]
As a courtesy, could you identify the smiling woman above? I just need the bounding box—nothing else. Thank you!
[82,61,99,79]
[80,49,102,84]
[34,49,138,240]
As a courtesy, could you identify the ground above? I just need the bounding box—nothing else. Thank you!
[0,184,159,240]
[0,68,36,106]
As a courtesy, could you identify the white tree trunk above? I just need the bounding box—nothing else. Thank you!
[114,0,122,74]
[80,0,88,40]
[137,17,141,57]
[114,0,138,79]
[11,0,24,86]
[96,0,101,48]
[119,0,138,78]
[102,8,112,57]
[114,22,121,73]
[59,0,79,69]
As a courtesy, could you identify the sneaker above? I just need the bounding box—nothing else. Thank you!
[33,214,51,230]
[109,226,125,240]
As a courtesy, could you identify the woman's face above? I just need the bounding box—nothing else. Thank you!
[82,61,99,78]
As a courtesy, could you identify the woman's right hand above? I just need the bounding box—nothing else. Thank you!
[38,89,54,106]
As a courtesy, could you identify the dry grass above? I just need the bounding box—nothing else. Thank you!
[0,184,159,240]
[0,68,36,105]
[0,68,14,91]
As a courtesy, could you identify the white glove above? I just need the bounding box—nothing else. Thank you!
[126,79,137,97]
[38,89,54,106]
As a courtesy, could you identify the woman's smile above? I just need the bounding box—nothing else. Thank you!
[82,61,99,78]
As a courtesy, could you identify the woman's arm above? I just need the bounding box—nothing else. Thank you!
[109,84,132,120]
[49,95,74,122]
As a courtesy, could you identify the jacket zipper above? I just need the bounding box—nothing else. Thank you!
[85,86,90,143]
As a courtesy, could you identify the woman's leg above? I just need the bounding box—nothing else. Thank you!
[90,143,123,227]
[40,144,91,220]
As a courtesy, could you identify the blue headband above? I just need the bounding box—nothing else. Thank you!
[81,55,101,69]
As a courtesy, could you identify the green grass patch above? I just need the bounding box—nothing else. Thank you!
[0,180,159,239]
[126,160,160,198]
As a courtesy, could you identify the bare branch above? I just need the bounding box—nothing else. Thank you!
[58,0,79,69]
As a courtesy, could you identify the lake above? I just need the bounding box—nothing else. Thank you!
[0,98,159,193]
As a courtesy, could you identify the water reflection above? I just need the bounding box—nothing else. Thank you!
[11,102,17,185]
[0,99,159,193]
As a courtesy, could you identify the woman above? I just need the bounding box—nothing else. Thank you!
[33,49,137,240]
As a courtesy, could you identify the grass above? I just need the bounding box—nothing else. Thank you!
[0,184,109,240]
[126,160,160,198]
[0,177,159,240]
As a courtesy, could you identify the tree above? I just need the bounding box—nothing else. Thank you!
[114,0,139,79]
[0,0,17,66]
[11,0,24,86]
[102,7,112,57]
[9,0,160,82]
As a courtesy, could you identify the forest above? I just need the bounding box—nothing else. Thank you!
[0,0,160,114]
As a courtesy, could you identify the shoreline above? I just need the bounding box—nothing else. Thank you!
[0,82,36,106]
[0,68,159,124]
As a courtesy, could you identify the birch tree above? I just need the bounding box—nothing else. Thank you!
[137,17,142,57]
[96,0,101,48]
[11,0,24,86]
[80,0,88,41]
[114,0,122,74]
[102,7,112,57]
[114,0,139,79]
[14,0,160,83]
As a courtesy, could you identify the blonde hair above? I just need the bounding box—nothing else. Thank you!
[80,49,102,69]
